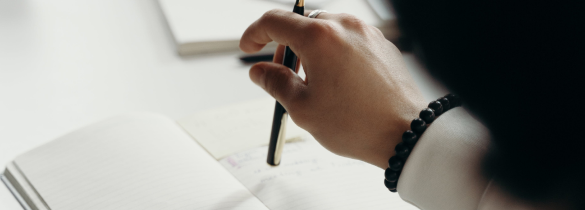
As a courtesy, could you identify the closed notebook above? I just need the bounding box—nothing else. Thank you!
[2,98,418,210]
[157,0,397,55]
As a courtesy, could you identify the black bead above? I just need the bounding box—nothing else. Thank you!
[445,94,461,107]
[394,142,411,158]
[419,108,436,124]
[385,168,400,182]
[428,101,443,116]
[384,179,397,190]
[388,156,404,171]
[402,130,419,146]
[389,188,397,193]
[410,118,427,134]
[438,97,450,111]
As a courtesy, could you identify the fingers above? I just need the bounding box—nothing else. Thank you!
[241,9,341,56]
[273,44,301,73]
[240,9,309,53]
[249,62,307,110]
[273,45,285,64]
[240,9,372,56]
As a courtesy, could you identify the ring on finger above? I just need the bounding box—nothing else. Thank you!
[308,10,328,19]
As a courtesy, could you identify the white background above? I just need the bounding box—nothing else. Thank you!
[0,0,446,209]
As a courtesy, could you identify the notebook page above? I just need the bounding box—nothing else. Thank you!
[178,97,309,160]
[13,113,268,210]
[219,139,419,210]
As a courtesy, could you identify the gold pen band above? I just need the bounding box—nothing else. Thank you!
[297,0,305,7]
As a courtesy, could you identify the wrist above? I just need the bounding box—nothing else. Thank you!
[367,100,426,169]
[383,93,462,192]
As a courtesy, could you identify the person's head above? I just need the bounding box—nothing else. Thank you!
[390,0,585,209]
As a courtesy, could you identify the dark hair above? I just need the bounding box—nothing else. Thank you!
[391,0,585,208]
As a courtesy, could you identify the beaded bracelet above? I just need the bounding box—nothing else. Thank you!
[384,94,461,192]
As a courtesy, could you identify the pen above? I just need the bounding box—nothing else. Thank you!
[267,0,304,166]
[239,53,274,63]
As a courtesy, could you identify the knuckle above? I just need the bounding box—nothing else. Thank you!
[304,21,338,43]
[260,9,285,23]
[385,39,401,54]
[338,13,365,26]
[370,26,385,37]
[338,13,369,33]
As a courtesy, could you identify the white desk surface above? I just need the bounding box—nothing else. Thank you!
[0,0,446,209]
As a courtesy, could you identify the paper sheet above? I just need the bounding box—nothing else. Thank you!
[178,98,309,159]
[220,138,420,210]
[13,114,268,210]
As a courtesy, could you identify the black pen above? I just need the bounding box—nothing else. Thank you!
[267,0,304,166]
[239,53,274,63]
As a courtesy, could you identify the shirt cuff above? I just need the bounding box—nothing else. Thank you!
[397,107,491,210]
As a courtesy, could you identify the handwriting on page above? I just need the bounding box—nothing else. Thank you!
[220,139,420,210]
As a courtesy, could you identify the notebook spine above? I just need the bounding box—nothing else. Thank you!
[2,173,33,210]
[3,162,49,210]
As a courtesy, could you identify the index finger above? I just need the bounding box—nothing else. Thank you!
[239,9,314,55]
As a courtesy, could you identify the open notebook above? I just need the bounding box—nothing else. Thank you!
[2,98,418,210]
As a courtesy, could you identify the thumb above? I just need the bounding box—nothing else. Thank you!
[250,62,307,108]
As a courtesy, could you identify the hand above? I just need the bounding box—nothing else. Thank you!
[240,9,426,169]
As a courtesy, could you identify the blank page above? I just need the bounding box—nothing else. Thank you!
[14,113,268,210]
[220,139,419,210]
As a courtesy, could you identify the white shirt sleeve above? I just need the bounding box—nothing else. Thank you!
[397,107,492,210]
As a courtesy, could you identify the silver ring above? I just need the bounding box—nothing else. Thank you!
[308,10,328,19]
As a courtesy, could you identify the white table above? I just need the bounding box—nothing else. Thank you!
[0,0,446,209]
